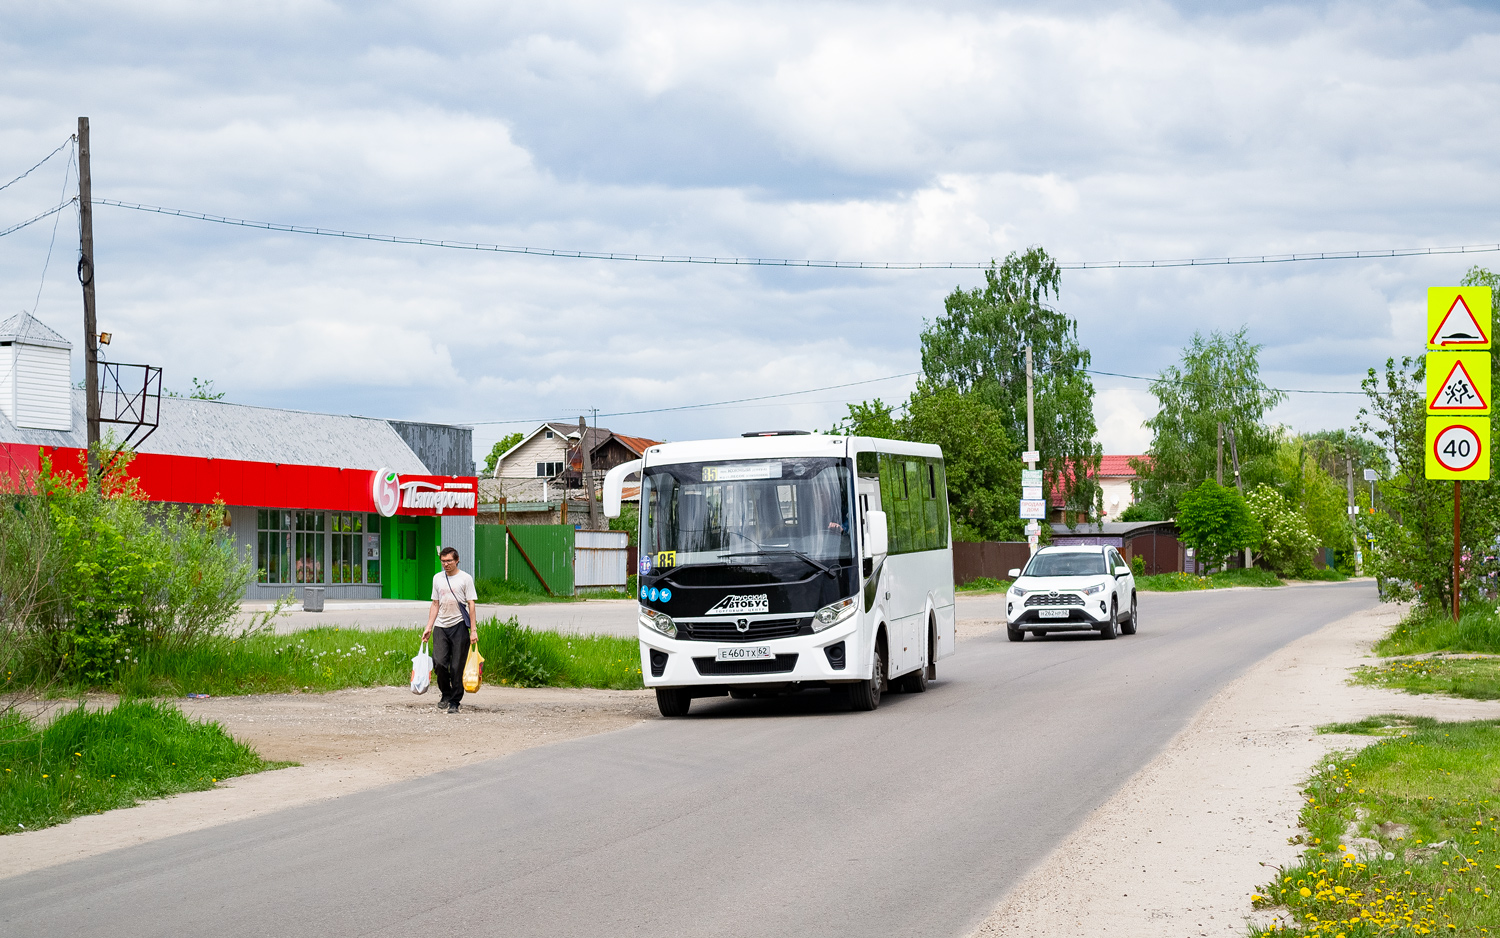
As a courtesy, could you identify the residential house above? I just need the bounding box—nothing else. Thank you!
[478,424,661,527]
[1048,455,1149,523]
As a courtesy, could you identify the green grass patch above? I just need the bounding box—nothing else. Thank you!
[1252,717,1500,935]
[474,576,638,604]
[1297,567,1351,582]
[1354,657,1500,701]
[1376,604,1500,657]
[957,577,1011,593]
[10,616,644,697]
[0,700,286,834]
[1319,713,1441,736]
[1136,568,1286,592]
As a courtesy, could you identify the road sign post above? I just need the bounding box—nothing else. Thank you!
[1425,286,1493,619]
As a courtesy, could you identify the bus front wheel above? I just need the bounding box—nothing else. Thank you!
[656,687,692,717]
[847,649,884,711]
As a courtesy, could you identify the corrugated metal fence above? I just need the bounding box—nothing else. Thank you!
[952,541,1032,585]
[474,525,575,596]
[574,530,629,590]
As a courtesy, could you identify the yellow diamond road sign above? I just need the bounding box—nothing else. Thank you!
[1425,415,1491,480]
[1428,287,1492,350]
[1426,351,1491,415]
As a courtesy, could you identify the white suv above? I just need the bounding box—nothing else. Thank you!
[1004,545,1137,642]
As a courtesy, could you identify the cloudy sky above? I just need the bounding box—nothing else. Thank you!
[3,0,1498,463]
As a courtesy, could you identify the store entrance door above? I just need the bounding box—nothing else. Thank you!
[388,516,438,600]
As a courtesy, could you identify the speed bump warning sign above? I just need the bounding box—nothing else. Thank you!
[1428,287,1492,350]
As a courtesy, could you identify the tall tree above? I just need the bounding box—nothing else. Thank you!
[482,432,524,476]
[1133,327,1286,517]
[919,247,1101,518]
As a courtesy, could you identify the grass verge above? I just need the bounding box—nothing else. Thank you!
[7,617,644,698]
[957,576,1012,594]
[1352,604,1500,701]
[1252,716,1500,935]
[0,700,287,834]
[1136,568,1286,592]
[474,575,638,604]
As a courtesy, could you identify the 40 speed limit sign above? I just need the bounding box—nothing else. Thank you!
[1426,416,1491,480]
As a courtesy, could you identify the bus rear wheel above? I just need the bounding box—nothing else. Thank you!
[847,649,883,711]
[656,687,692,717]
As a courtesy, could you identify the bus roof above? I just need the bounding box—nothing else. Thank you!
[641,434,942,466]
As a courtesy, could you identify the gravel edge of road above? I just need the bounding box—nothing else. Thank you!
[965,602,1500,938]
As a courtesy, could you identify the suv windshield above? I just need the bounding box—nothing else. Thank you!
[1024,551,1107,577]
[642,457,854,572]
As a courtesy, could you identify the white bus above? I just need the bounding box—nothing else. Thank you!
[603,431,956,716]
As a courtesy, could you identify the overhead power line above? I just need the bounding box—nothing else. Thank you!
[95,198,1500,271]
[462,371,922,426]
[1084,368,1366,395]
[0,198,77,239]
[0,137,73,196]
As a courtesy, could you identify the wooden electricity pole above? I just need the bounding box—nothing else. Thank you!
[580,416,599,530]
[77,116,101,478]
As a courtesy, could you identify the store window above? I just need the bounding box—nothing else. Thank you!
[257,510,325,584]
[329,513,381,584]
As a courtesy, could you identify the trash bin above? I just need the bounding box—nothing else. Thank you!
[303,587,325,612]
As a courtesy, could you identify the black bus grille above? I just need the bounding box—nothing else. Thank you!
[680,617,809,642]
[693,654,799,676]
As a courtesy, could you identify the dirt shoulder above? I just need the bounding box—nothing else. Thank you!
[0,685,657,879]
[968,602,1500,938]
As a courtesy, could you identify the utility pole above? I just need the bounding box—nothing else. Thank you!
[1225,425,1250,569]
[1216,423,1224,485]
[580,415,599,530]
[77,116,100,480]
[1346,449,1362,575]
[1454,481,1462,621]
[1025,346,1038,556]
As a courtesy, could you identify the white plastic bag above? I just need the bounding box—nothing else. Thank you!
[410,641,433,695]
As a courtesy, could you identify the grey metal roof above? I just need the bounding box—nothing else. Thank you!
[0,391,429,474]
[0,312,71,350]
[1050,521,1177,537]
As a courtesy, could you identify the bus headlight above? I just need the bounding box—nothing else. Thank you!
[640,609,676,638]
[813,597,856,632]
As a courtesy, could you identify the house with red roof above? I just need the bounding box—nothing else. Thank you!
[1049,454,1150,523]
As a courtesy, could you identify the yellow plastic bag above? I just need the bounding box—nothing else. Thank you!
[463,646,484,693]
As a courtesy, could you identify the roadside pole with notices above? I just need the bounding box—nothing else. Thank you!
[1424,286,1493,619]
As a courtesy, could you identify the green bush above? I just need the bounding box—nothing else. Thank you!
[1129,554,1146,577]
[0,449,249,687]
[0,700,283,833]
[956,576,1010,592]
[1176,479,1260,571]
[1245,484,1318,577]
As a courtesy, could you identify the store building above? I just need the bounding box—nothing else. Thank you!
[0,312,478,603]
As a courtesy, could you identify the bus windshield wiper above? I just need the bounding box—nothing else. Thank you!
[721,532,838,577]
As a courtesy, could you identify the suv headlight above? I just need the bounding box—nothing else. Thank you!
[1082,582,1106,595]
[639,608,676,638]
[1010,585,1028,597]
[813,597,856,632]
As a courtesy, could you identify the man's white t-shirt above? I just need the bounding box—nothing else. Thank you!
[432,570,478,628]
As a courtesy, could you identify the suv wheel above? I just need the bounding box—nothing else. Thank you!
[1098,600,1118,640]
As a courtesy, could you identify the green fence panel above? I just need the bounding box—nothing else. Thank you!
[474,524,575,596]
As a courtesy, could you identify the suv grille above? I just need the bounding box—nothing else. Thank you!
[693,654,799,676]
[679,617,809,642]
[1025,593,1084,608]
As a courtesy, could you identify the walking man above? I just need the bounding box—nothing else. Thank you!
[422,547,478,713]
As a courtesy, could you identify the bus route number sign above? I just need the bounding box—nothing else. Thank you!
[1425,416,1490,480]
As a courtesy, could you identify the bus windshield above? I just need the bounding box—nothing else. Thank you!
[642,457,854,572]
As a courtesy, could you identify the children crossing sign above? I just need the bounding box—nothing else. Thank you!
[1426,417,1489,479]
[1426,351,1491,414]
[1428,287,1492,350]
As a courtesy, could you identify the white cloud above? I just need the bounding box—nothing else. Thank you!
[2,0,1498,467]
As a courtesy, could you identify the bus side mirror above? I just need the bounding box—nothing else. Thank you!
[864,510,888,558]
[602,459,642,519]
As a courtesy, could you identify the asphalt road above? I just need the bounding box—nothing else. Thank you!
[1,581,1377,938]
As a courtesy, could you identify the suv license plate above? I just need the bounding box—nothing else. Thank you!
[1038,609,1069,619]
[717,646,774,661]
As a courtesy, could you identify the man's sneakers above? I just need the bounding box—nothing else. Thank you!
[447,702,461,714]
[436,698,451,712]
